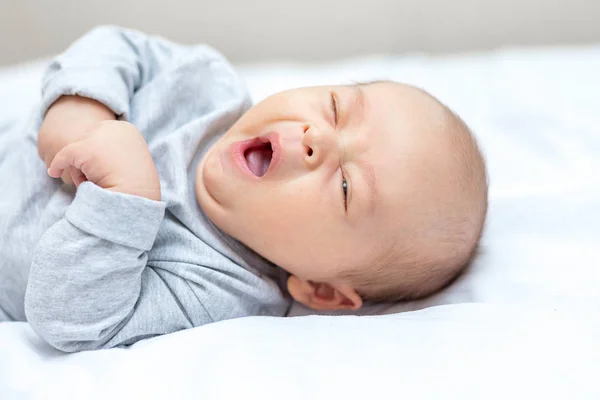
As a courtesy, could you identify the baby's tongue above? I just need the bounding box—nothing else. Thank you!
[245,147,271,177]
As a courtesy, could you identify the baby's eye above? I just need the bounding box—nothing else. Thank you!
[342,178,348,210]
[329,91,338,126]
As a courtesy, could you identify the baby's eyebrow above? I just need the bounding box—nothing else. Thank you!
[344,84,365,122]
[354,85,365,118]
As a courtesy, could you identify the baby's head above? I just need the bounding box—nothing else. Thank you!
[196,81,487,310]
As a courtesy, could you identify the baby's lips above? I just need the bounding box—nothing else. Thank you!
[230,132,282,179]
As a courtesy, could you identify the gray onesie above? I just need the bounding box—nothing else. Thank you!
[0,26,290,352]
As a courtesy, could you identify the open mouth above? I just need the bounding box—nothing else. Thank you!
[243,139,273,177]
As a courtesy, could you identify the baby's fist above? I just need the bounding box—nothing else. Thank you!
[48,121,161,201]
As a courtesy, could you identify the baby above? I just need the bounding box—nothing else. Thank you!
[0,26,487,351]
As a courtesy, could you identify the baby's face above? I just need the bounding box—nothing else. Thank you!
[196,82,446,283]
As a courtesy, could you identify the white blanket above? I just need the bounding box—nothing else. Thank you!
[1,47,600,399]
[2,304,599,399]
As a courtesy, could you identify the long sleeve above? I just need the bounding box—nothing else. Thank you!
[40,25,192,120]
[24,183,199,352]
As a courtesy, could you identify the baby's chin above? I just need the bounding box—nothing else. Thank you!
[195,146,225,221]
[194,143,247,239]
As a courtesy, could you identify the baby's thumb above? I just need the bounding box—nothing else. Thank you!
[47,141,87,179]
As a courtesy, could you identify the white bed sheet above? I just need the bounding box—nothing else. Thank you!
[1,46,600,399]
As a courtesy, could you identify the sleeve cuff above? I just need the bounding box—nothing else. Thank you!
[41,67,132,120]
[65,182,166,250]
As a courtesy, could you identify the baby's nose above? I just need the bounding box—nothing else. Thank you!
[302,125,337,169]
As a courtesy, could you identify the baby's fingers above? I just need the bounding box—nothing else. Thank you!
[60,170,75,185]
[70,168,88,187]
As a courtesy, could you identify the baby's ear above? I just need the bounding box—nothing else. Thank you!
[286,276,363,311]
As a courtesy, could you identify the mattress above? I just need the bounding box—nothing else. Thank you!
[1,46,600,399]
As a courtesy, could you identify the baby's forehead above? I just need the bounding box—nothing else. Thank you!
[361,83,447,133]
[361,86,466,200]
[364,83,446,124]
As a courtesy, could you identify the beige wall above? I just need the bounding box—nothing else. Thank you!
[1,0,600,65]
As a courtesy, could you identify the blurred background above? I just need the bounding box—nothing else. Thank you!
[1,0,600,65]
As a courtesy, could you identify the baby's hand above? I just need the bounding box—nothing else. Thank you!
[47,120,161,201]
[38,96,117,186]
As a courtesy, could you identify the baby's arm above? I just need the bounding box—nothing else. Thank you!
[25,27,204,351]
[26,122,193,351]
